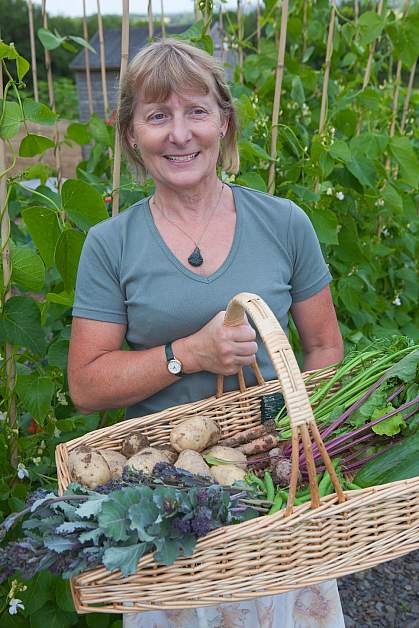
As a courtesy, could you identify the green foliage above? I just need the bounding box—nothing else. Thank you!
[0,3,418,624]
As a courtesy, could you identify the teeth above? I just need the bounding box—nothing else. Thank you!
[165,152,198,162]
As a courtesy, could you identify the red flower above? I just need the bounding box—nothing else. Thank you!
[28,419,43,434]
[106,110,117,126]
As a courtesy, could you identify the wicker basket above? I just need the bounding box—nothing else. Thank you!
[56,293,419,614]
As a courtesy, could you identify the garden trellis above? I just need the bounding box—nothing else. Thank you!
[0,0,418,624]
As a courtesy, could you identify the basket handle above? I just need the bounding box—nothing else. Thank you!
[216,292,346,514]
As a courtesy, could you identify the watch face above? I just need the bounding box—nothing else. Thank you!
[168,359,182,375]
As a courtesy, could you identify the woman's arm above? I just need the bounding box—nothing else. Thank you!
[68,314,258,414]
[290,285,344,371]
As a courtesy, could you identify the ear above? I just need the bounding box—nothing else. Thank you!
[221,115,229,138]
[126,126,136,150]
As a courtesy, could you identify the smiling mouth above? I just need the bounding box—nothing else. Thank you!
[164,152,200,162]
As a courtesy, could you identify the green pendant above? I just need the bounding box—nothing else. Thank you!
[188,246,204,267]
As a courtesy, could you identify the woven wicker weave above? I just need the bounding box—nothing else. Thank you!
[56,293,419,614]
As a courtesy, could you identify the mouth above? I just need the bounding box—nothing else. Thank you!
[163,152,200,162]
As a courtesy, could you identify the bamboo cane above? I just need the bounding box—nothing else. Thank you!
[82,0,94,116]
[194,0,200,22]
[312,0,336,194]
[256,0,261,53]
[400,58,417,133]
[384,0,410,180]
[148,0,154,38]
[356,0,384,134]
[318,0,336,137]
[97,0,109,119]
[303,0,308,55]
[28,0,39,101]
[41,0,62,190]
[219,2,225,64]
[354,0,359,23]
[111,0,129,216]
[267,0,289,195]
[160,0,166,37]
[0,62,18,469]
[237,0,244,84]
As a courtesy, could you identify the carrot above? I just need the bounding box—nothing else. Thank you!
[238,433,278,456]
[220,420,276,448]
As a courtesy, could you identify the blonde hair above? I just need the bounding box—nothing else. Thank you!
[116,39,240,182]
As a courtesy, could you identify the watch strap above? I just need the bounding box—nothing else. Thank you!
[164,342,175,362]
[165,342,183,376]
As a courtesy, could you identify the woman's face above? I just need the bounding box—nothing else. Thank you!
[128,89,228,190]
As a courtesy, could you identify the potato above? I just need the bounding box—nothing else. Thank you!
[68,445,111,489]
[175,450,213,478]
[204,446,247,470]
[99,449,127,479]
[121,432,150,458]
[170,416,221,453]
[211,464,247,486]
[125,447,171,475]
[154,444,178,464]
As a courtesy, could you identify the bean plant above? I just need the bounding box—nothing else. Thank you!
[0,1,417,625]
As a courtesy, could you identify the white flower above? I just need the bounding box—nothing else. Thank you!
[374,198,384,207]
[56,391,68,406]
[9,599,24,615]
[336,191,345,200]
[17,463,29,480]
[392,296,401,306]
[32,457,41,465]
[53,427,62,439]
[326,187,333,196]
[0,411,6,421]
[382,227,390,236]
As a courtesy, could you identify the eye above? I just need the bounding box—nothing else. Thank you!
[149,112,167,121]
[191,108,207,115]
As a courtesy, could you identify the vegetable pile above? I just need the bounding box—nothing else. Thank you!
[0,337,417,583]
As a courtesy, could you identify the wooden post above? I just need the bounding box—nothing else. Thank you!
[0,61,18,469]
[267,0,289,195]
[28,0,39,101]
[148,0,154,38]
[82,0,94,115]
[97,0,109,118]
[112,0,129,216]
[41,0,62,189]
[400,58,417,132]
[237,0,244,84]
[161,0,166,37]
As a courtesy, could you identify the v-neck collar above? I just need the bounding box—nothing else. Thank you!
[144,183,242,284]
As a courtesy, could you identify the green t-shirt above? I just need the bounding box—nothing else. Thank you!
[72,183,332,419]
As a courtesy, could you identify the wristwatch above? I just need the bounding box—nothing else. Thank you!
[165,342,183,377]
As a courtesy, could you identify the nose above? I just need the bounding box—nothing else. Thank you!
[168,112,192,146]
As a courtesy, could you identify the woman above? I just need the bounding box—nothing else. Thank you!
[69,40,345,628]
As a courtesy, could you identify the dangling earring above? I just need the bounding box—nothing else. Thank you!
[220,132,224,138]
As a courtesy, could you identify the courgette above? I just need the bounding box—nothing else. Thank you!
[354,431,419,488]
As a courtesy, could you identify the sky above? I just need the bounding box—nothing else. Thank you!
[32,0,258,18]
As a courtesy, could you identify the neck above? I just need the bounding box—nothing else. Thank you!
[152,175,224,223]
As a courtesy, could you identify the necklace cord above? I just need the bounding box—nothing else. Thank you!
[152,182,225,249]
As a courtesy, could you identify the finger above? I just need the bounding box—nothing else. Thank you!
[232,341,258,356]
[228,325,257,342]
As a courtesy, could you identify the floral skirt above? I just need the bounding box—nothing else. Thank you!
[123,579,345,628]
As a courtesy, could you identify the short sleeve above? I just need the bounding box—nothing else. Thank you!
[72,226,127,324]
[287,201,332,302]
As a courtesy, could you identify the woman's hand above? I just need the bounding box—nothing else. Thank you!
[187,311,258,376]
